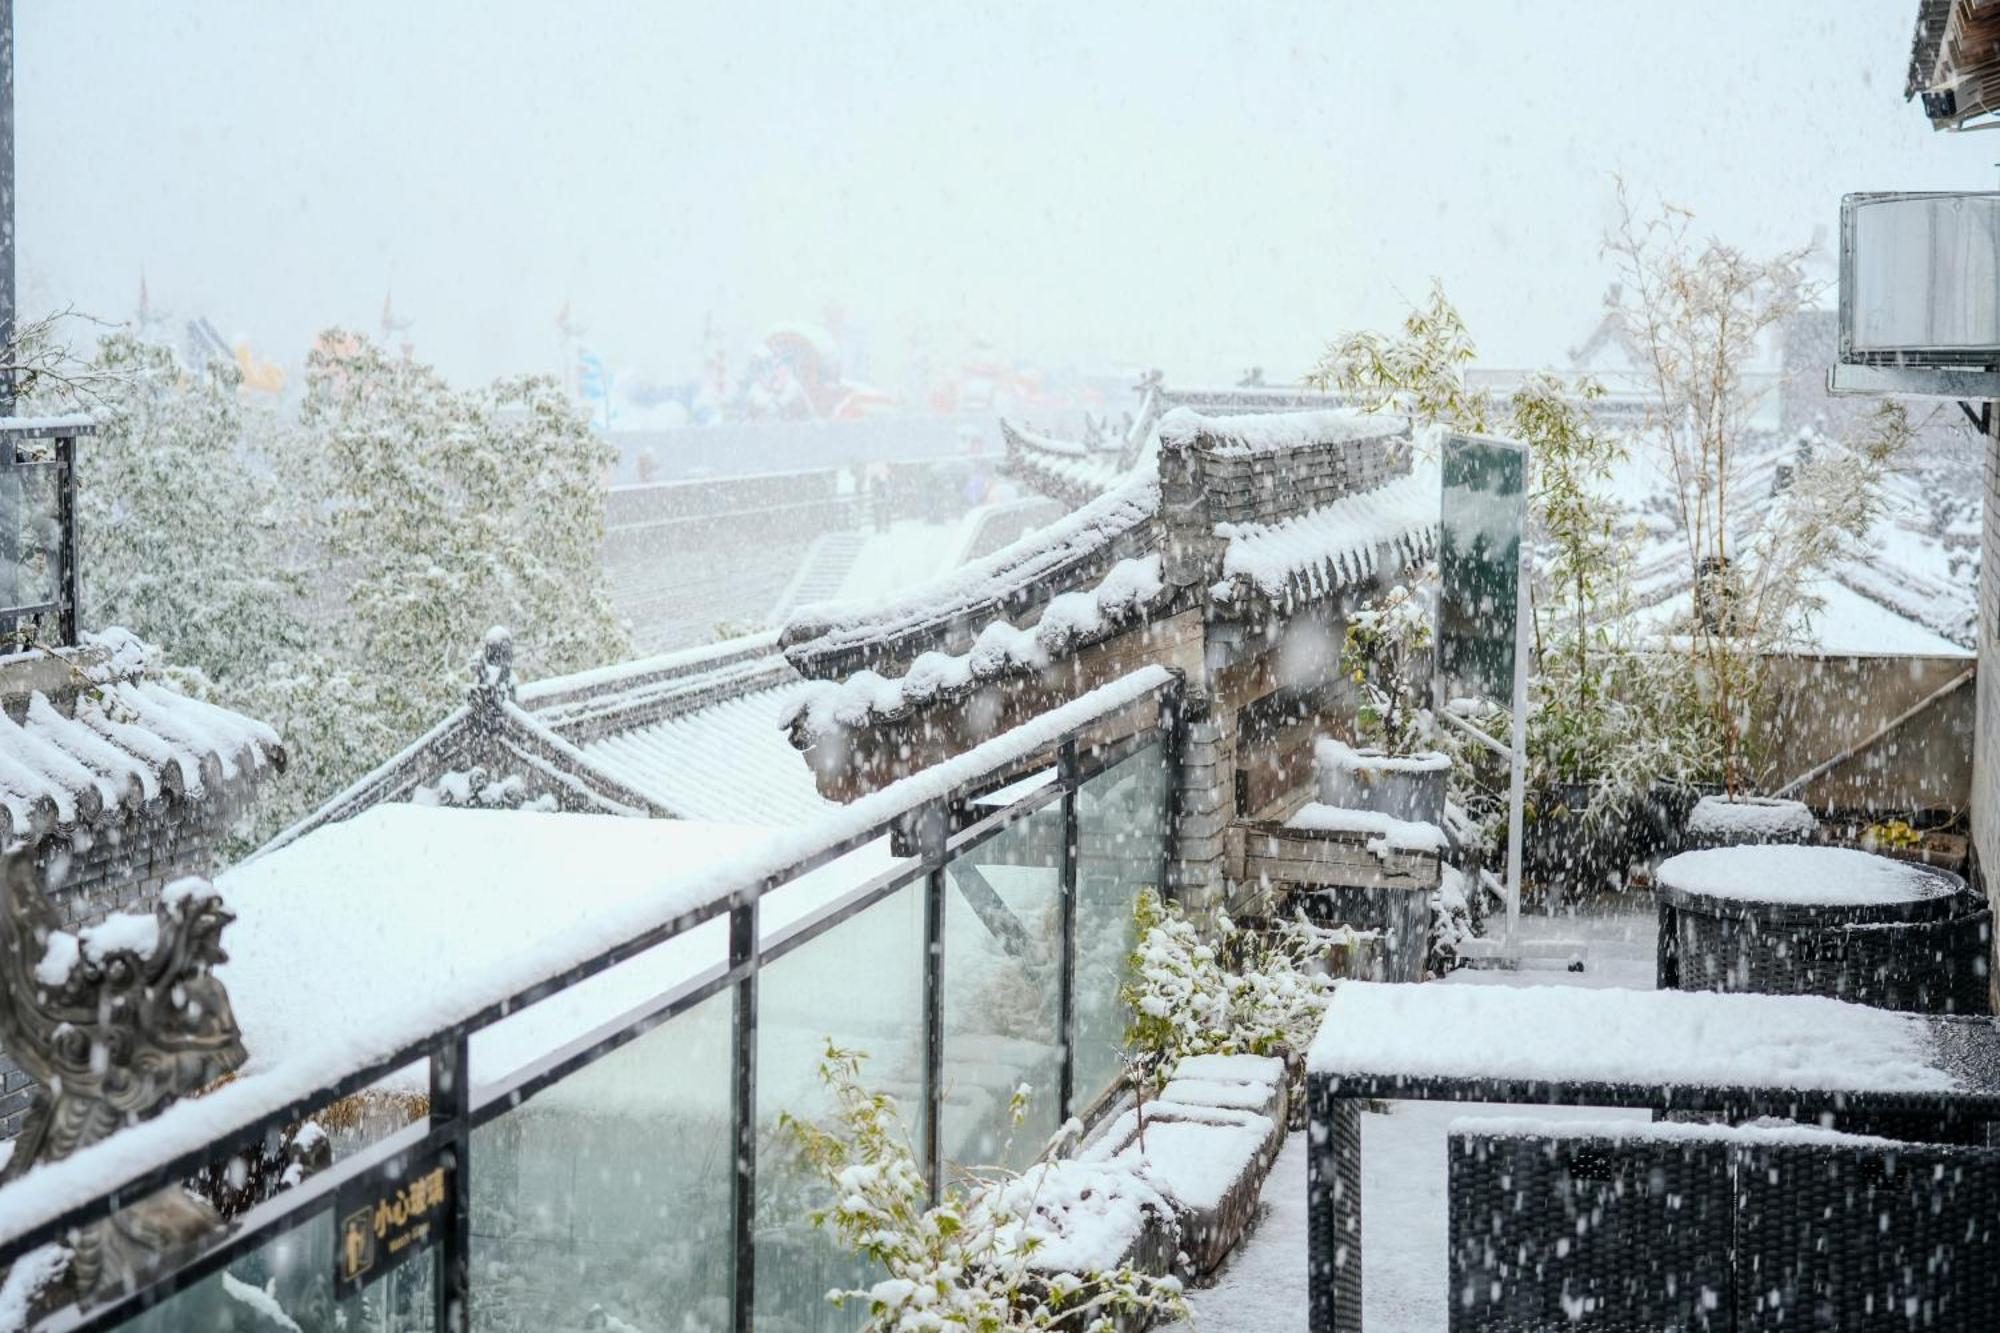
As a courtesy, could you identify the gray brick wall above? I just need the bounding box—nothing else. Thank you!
[1170,714,1233,916]
[0,800,230,1140]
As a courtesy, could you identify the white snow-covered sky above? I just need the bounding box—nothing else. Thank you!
[16,1,1994,389]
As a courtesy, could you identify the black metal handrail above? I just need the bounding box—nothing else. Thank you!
[3,666,1186,1333]
[0,415,90,651]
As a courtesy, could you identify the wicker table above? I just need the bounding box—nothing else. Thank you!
[1655,844,1988,1013]
[1305,982,2000,1333]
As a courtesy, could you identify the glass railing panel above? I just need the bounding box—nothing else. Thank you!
[941,801,1063,1174]
[112,1207,436,1332]
[1073,743,1169,1111]
[755,879,925,1333]
[759,834,911,945]
[469,988,733,1333]
[469,916,727,1095]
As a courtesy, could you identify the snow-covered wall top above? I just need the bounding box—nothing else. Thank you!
[783,555,1171,742]
[781,466,1162,678]
[1156,405,1401,459]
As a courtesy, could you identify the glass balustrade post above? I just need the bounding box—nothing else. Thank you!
[730,890,760,1333]
[919,800,947,1204]
[1058,741,1080,1122]
[431,1033,471,1333]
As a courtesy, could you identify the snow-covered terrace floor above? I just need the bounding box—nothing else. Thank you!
[1166,906,1657,1333]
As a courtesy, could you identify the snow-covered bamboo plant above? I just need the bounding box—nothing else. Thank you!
[1120,889,1345,1078]
[782,1044,1188,1333]
[1606,185,1913,795]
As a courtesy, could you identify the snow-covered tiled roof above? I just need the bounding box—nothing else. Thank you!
[520,633,795,744]
[781,468,1162,680]
[1606,429,1978,655]
[998,419,1130,506]
[579,679,834,825]
[1211,466,1440,610]
[262,631,834,852]
[783,555,1173,744]
[0,636,282,844]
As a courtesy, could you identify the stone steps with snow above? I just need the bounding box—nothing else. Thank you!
[767,530,870,623]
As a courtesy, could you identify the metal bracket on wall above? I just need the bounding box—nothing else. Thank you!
[1958,401,1992,434]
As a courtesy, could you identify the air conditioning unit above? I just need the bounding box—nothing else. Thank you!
[1910,0,2000,129]
[1839,191,2000,369]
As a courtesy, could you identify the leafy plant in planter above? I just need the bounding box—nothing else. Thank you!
[1341,575,1435,757]
[1120,889,1351,1112]
[783,1044,1188,1333]
[1512,371,1720,888]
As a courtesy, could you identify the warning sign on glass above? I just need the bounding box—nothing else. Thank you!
[334,1149,451,1298]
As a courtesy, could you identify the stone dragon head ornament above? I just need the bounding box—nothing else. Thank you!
[0,851,249,1307]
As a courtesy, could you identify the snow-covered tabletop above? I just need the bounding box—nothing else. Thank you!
[1656,844,1962,911]
[1307,981,1993,1103]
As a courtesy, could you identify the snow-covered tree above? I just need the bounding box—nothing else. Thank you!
[55,329,630,848]
[77,333,310,687]
[293,332,630,746]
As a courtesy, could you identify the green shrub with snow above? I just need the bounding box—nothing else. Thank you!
[1120,889,1345,1078]
[783,1044,1187,1333]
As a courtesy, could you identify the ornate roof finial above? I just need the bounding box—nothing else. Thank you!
[468,626,516,718]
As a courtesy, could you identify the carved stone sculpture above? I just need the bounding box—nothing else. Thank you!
[0,851,248,1308]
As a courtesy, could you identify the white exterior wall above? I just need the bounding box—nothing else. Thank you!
[1976,421,2000,1008]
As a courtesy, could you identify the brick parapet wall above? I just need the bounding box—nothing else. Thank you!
[1169,713,1235,916]
[0,801,232,1138]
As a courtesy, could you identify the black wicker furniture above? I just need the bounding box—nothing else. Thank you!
[1449,1123,1733,1330]
[1655,845,1990,1013]
[1306,981,2000,1333]
[1449,1119,2000,1331]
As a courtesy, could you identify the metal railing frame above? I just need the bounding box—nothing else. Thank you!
[12,672,1185,1333]
[0,419,89,650]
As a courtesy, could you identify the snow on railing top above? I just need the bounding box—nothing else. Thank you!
[0,666,1177,1252]
[1306,980,1955,1093]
